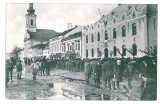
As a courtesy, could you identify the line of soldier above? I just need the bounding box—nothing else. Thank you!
[5,57,23,87]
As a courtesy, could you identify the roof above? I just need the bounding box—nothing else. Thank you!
[43,42,49,50]
[62,32,82,42]
[105,4,146,22]
[60,27,76,36]
[29,44,46,49]
[28,29,61,41]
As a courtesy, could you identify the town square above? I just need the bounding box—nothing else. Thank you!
[5,3,157,100]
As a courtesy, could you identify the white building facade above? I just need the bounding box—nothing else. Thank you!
[82,4,157,59]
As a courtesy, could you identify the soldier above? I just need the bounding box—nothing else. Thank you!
[139,57,157,100]
[41,56,46,75]
[16,58,23,79]
[46,57,51,75]
[8,57,14,82]
[5,59,10,87]
[90,59,102,86]
[84,59,91,84]
[30,59,39,80]
[112,59,123,90]
[102,58,114,90]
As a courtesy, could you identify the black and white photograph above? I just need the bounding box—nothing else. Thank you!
[4,2,158,101]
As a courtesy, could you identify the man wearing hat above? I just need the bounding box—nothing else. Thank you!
[112,59,123,90]
[16,58,23,79]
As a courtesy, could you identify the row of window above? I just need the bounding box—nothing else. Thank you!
[61,42,81,52]
[86,23,137,43]
[86,44,137,58]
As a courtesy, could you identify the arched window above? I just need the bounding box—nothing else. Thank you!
[86,35,88,43]
[91,48,94,57]
[122,45,126,56]
[122,26,126,37]
[105,30,108,40]
[113,28,117,39]
[113,46,117,56]
[132,23,137,35]
[132,43,137,56]
[86,49,88,58]
[91,34,94,43]
[97,32,100,41]
[104,48,108,58]
[30,19,33,25]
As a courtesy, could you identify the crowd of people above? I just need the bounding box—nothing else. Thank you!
[5,55,157,100]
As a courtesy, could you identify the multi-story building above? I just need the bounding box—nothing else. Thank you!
[49,26,82,59]
[61,25,82,58]
[82,4,157,59]
[24,3,60,58]
[43,43,50,58]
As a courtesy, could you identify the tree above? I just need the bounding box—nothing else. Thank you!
[139,45,157,58]
[11,46,23,60]
[116,48,123,58]
[110,51,113,58]
[126,48,135,58]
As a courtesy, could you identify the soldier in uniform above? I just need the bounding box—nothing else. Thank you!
[5,59,10,87]
[46,57,51,75]
[84,59,91,84]
[30,59,39,80]
[112,59,123,90]
[90,59,102,86]
[16,58,23,79]
[102,58,114,90]
[8,57,14,82]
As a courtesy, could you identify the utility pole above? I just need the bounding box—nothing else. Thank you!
[98,8,103,18]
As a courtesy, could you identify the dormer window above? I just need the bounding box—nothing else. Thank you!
[122,15,125,20]
[132,12,136,18]
[113,18,116,23]
[112,11,115,15]
[30,19,33,25]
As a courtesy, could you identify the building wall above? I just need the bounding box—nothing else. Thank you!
[49,35,63,55]
[62,37,81,58]
[82,4,157,59]
[43,49,49,58]
[24,39,48,58]
[148,15,157,47]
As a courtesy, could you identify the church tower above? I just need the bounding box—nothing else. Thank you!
[25,3,37,32]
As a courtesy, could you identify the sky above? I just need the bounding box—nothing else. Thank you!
[6,3,117,53]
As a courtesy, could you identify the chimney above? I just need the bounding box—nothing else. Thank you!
[68,23,72,29]
[75,25,77,28]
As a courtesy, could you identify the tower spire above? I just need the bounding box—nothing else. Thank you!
[27,3,35,14]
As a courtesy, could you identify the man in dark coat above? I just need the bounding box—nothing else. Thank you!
[46,58,51,75]
[102,58,114,90]
[41,56,46,75]
[84,59,91,84]
[8,57,14,82]
[16,59,23,79]
[139,57,157,100]
[5,59,10,87]
[112,59,123,90]
[90,59,102,86]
